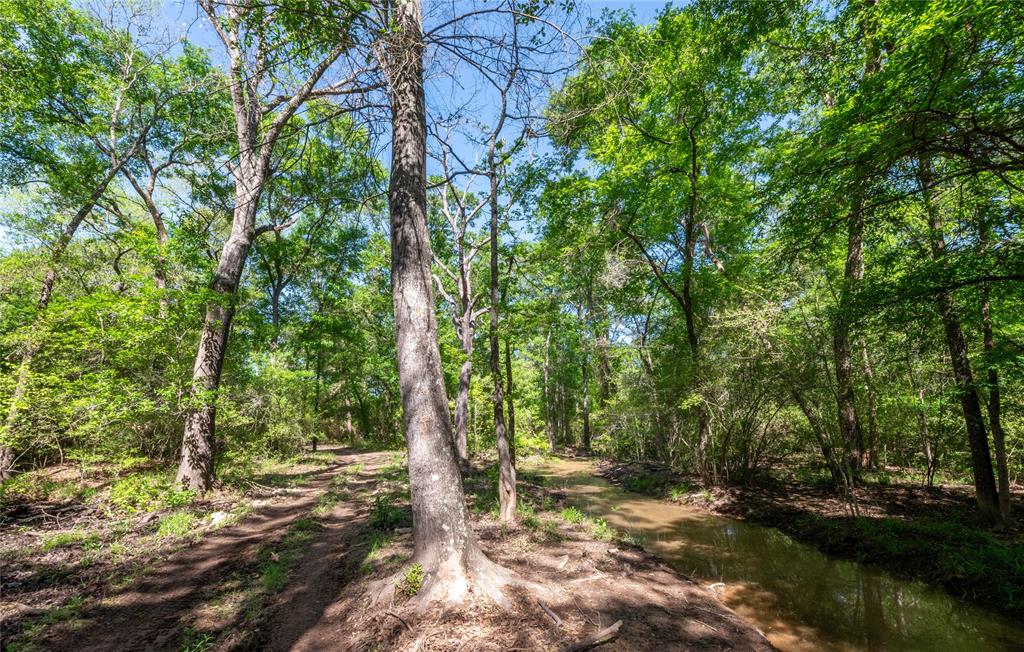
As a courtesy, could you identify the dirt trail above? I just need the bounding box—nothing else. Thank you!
[40,449,391,652]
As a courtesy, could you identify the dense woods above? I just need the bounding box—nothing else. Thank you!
[1,0,1023,647]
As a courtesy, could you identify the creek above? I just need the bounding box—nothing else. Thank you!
[528,457,1024,651]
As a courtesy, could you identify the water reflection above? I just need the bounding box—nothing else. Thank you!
[529,458,1024,652]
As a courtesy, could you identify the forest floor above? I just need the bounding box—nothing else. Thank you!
[597,459,1024,618]
[1,447,774,651]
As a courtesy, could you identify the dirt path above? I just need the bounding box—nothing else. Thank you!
[39,449,392,652]
[30,451,778,652]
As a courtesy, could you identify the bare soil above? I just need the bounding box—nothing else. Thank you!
[258,513,774,652]
[2,450,775,651]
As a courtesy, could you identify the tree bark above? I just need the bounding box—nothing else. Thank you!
[544,328,555,451]
[918,157,1000,523]
[174,0,343,492]
[505,335,515,461]
[833,201,865,478]
[176,166,261,491]
[831,1,882,480]
[578,303,592,452]
[859,336,879,468]
[981,260,1010,521]
[381,0,510,603]
[488,145,516,523]
[454,348,472,462]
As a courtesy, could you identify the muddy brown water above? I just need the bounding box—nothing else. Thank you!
[528,457,1024,652]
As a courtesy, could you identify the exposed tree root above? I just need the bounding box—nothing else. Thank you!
[370,544,546,612]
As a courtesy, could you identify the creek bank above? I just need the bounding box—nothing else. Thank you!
[281,461,776,651]
[596,458,1024,619]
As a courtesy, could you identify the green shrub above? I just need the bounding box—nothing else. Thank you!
[400,562,424,597]
[622,474,661,495]
[668,482,694,500]
[108,472,195,513]
[591,518,613,541]
[560,506,585,524]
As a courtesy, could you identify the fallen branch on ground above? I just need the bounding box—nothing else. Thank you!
[539,600,563,627]
[563,619,622,652]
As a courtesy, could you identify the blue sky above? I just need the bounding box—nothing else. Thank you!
[1,1,682,251]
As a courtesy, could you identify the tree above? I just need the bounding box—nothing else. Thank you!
[0,0,189,478]
[175,0,373,492]
[377,0,517,604]
[429,147,489,464]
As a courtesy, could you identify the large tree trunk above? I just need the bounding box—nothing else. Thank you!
[918,158,1000,523]
[176,169,261,491]
[488,149,516,523]
[382,0,512,604]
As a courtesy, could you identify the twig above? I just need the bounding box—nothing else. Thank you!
[563,620,622,652]
[569,573,605,583]
[385,610,413,632]
[539,600,563,627]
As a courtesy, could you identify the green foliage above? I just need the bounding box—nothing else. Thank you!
[108,473,195,513]
[156,512,198,539]
[368,493,412,530]
[560,506,584,524]
[399,562,424,598]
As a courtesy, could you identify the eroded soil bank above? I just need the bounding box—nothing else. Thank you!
[1,448,775,651]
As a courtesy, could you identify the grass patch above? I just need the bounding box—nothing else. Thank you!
[369,493,412,530]
[6,595,86,651]
[257,517,321,593]
[179,627,216,652]
[41,529,100,552]
[156,512,198,539]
